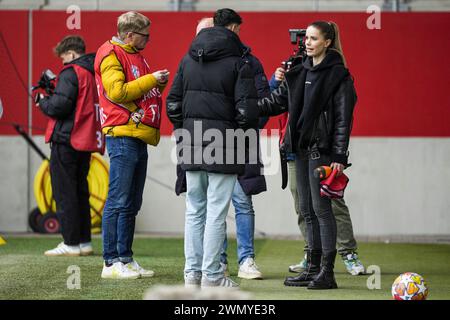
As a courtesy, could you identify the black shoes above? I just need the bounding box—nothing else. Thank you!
[284,249,321,287]
[307,250,338,290]
[284,249,339,289]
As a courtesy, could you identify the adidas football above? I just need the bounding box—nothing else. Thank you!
[391,272,429,300]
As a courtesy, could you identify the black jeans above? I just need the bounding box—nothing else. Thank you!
[295,150,337,253]
[50,143,91,245]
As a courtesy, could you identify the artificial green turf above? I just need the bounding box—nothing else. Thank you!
[0,236,449,300]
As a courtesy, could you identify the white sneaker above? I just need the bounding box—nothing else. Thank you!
[342,253,365,276]
[44,242,80,257]
[184,272,202,288]
[80,242,93,256]
[125,260,155,278]
[201,275,239,289]
[101,261,140,279]
[288,253,308,273]
[238,257,263,280]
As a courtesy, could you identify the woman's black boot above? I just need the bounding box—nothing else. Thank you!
[284,249,321,287]
[307,250,338,289]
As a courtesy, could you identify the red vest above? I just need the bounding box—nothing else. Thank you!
[45,64,104,154]
[94,41,162,129]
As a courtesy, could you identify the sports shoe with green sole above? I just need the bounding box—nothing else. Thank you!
[342,252,365,275]
[288,253,308,273]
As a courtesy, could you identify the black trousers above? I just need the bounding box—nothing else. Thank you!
[50,143,91,245]
[295,150,337,254]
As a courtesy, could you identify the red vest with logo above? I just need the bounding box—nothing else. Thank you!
[45,64,104,154]
[94,41,162,129]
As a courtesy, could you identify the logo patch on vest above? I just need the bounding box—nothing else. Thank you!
[131,65,140,79]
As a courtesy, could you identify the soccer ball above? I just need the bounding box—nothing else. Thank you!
[391,272,429,300]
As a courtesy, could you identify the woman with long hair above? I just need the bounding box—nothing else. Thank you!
[259,21,357,289]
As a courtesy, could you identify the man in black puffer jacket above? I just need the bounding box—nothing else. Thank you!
[167,8,259,289]
[172,16,270,281]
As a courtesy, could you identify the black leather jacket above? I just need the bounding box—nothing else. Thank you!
[314,78,356,164]
[258,51,357,165]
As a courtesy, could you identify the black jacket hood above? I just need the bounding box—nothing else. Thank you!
[303,49,344,71]
[189,26,243,62]
[66,53,95,74]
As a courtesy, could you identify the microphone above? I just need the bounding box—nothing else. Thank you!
[314,166,332,179]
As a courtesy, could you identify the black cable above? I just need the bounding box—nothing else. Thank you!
[0,121,46,132]
[0,32,29,95]
[12,123,48,160]
[0,31,37,136]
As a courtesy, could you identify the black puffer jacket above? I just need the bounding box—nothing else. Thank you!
[167,26,259,174]
[235,44,270,195]
[39,53,95,145]
[258,50,356,165]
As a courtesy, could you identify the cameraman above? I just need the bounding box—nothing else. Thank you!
[37,35,103,257]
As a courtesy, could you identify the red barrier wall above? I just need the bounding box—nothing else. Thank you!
[0,11,29,134]
[0,11,449,137]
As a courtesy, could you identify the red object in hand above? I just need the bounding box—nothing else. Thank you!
[320,169,349,199]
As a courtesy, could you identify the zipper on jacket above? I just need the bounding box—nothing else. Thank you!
[308,118,318,149]
[323,111,330,135]
[198,49,204,64]
[284,75,294,153]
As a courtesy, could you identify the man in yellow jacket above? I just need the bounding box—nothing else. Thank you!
[94,11,170,279]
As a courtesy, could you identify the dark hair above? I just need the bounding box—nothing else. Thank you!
[310,21,346,66]
[213,8,242,27]
[54,35,86,56]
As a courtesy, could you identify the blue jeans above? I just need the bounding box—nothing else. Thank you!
[102,136,148,265]
[221,181,255,265]
[184,171,237,280]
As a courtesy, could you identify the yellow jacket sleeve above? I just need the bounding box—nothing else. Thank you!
[100,52,159,105]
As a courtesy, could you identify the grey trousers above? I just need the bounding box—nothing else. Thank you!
[287,160,358,256]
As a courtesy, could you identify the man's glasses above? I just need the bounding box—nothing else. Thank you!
[132,31,150,40]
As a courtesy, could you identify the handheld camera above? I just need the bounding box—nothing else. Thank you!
[282,29,307,71]
[32,69,57,95]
